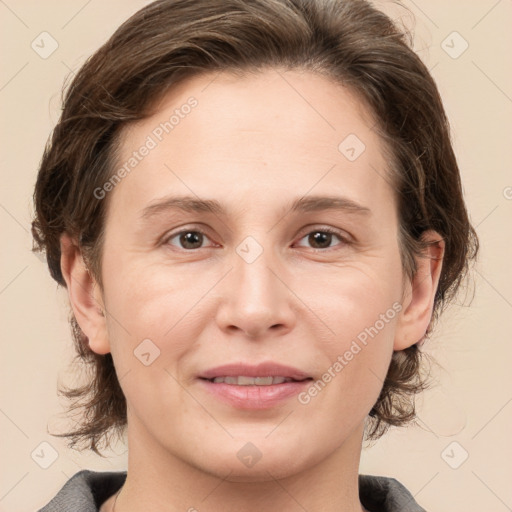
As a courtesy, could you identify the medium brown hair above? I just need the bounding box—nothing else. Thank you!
[32,0,478,454]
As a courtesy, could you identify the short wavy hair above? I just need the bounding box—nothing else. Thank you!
[32,0,478,454]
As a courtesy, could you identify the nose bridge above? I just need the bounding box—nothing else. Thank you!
[216,231,294,337]
[233,233,280,308]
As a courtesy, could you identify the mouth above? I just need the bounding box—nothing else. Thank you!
[197,362,314,409]
[198,361,312,382]
[200,376,313,385]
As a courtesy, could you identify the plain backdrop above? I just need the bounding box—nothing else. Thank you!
[1,1,511,511]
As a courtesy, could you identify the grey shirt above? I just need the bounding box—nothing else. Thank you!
[38,470,427,511]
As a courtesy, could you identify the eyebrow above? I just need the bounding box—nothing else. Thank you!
[140,194,371,221]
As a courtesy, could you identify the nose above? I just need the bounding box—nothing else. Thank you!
[214,241,296,339]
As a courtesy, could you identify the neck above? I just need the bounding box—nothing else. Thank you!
[113,415,367,512]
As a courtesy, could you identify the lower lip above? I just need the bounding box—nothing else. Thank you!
[198,379,312,409]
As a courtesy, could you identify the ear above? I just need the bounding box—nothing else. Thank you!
[394,230,445,351]
[59,233,111,355]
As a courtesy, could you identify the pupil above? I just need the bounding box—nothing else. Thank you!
[181,232,202,249]
[310,232,331,248]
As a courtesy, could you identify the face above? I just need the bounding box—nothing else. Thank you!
[92,69,409,480]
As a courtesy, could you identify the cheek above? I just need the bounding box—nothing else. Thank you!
[102,250,210,331]
[302,256,403,342]
[294,323,395,452]
[298,264,402,412]
[314,302,397,405]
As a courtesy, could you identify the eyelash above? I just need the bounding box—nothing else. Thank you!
[163,226,351,252]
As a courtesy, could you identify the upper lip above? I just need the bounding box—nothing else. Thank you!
[199,362,312,381]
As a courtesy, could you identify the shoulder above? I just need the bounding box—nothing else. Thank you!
[37,469,127,512]
[359,474,427,512]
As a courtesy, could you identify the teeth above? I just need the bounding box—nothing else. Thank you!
[211,376,294,385]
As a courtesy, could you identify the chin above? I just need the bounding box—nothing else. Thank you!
[204,457,309,483]
[187,437,320,482]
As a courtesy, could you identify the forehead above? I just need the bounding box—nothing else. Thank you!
[109,69,393,219]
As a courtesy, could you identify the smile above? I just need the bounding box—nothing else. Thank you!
[205,376,306,385]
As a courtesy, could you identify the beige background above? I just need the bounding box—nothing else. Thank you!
[1,1,511,511]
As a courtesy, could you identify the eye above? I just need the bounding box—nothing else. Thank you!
[165,229,215,250]
[295,228,349,250]
[164,226,350,252]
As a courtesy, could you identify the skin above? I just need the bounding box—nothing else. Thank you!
[60,69,444,512]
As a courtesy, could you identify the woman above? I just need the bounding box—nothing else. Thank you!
[33,0,478,510]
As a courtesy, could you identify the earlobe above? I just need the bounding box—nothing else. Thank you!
[394,230,445,351]
[59,234,110,355]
